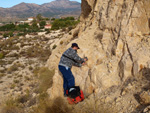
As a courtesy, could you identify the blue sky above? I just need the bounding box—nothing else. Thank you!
[0,0,81,8]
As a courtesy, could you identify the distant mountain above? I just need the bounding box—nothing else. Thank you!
[0,0,81,22]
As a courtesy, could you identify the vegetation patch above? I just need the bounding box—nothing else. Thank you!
[20,45,51,62]
[37,67,55,93]
[71,28,79,41]
[1,97,24,113]
[0,60,7,65]
[13,79,19,84]
[0,52,5,59]
[60,41,64,45]
[51,17,79,30]
[0,73,6,78]
[52,44,57,50]
[31,97,72,113]
[0,37,19,50]
[7,64,18,74]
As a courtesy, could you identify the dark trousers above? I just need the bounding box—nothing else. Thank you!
[58,65,75,95]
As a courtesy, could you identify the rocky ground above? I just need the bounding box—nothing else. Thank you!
[0,30,65,112]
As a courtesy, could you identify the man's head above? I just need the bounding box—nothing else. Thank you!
[71,43,80,50]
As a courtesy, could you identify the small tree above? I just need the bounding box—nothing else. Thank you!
[32,22,38,29]
[8,32,13,37]
[36,14,43,21]
[45,18,50,21]
[3,33,8,38]
[39,21,46,29]
[51,18,56,21]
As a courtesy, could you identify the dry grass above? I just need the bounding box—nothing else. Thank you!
[21,46,51,62]
[37,67,55,93]
[29,66,33,71]
[10,84,16,89]
[7,65,18,74]
[33,67,40,76]
[95,33,103,42]
[0,37,20,51]
[0,60,7,65]
[1,97,24,113]
[60,41,64,45]
[13,79,19,84]
[7,53,19,58]
[31,95,116,113]
[71,28,79,41]
[24,76,30,81]
[1,91,31,113]
[31,97,72,113]
[7,63,25,74]
[0,73,5,78]
[30,67,72,113]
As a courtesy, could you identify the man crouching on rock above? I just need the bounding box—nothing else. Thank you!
[58,43,87,96]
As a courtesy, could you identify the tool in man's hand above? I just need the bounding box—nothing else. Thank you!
[81,57,88,64]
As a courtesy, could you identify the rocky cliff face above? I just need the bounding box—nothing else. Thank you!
[47,0,150,112]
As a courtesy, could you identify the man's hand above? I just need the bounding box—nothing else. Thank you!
[82,57,88,66]
[84,58,87,61]
[82,62,86,65]
[84,57,88,61]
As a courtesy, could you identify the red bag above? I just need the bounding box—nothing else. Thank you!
[67,90,84,104]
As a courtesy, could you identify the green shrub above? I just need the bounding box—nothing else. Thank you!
[0,23,15,31]
[40,21,46,28]
[3,33,8,38]
[68,26,73,31]
[3,32,14,38]
[29,66,33,71]
[0,52,5,59]
[45,30,50,34]
[17,32,26,36]
[51,17,80,30]
[13,79,19,84]
[52,44,57,49]
[10,84,16,89]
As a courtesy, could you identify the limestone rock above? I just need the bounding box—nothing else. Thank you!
[140,90,150,105]
[143,105,150,113]
[46,0,150,112]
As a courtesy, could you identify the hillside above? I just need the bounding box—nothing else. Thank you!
[0,0,81,22]
[0,30,66,112]
[0,0,150,113]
